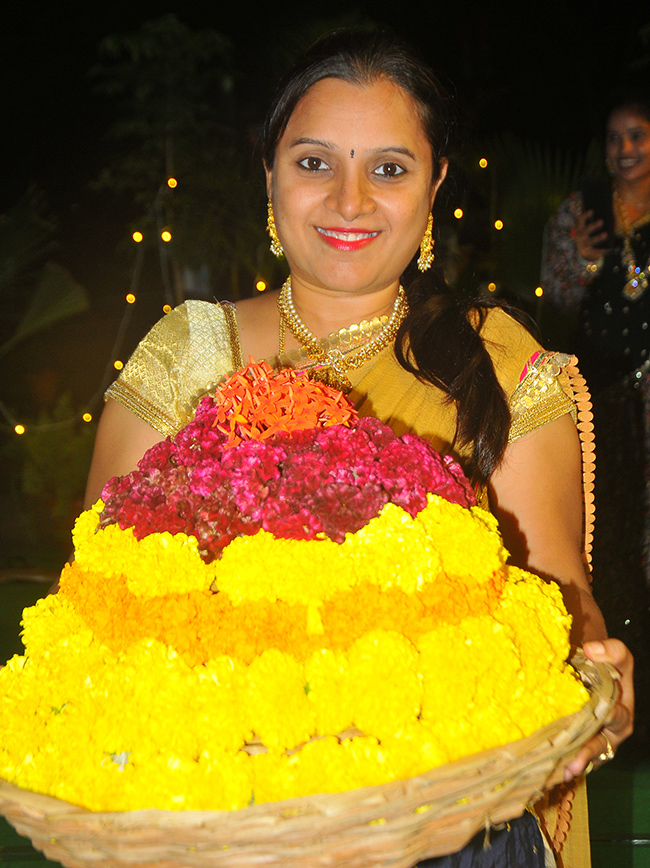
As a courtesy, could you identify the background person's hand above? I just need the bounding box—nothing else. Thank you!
[573,210,609,261]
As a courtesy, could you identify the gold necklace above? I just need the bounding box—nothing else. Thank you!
[277,277,408,391]
[613,189,650,301]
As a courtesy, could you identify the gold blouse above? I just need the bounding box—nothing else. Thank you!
[106,301,574,446]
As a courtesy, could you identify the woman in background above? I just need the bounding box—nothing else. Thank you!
[543,90,650,586]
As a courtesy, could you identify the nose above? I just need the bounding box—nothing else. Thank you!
[325,167,375,221]
[620,134,634,155]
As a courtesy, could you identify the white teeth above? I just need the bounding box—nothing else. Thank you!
[317,228,378,240]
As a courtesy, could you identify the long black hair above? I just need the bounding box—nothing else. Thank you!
[260,30,510,483]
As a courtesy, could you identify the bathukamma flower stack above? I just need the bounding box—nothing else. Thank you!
[0,361,588,812]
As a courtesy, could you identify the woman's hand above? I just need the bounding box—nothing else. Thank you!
[573,209,609,261]
[564,638,635,780]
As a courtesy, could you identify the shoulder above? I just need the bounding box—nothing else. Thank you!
[477,307,544,398]
[136,300,234,357]
[553,190,584,224]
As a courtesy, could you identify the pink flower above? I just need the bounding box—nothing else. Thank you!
[100,387,475,562]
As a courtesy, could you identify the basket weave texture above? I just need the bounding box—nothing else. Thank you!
[0,654,617,868]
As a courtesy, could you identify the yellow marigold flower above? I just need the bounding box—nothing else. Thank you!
[347,631,422,740]
[304,648,353,736]
[416,496,508,584]
[245,650,315,751]
[380,720,450,780]
[20,590,89,657]
[72,504,215,597]
[214,530,356,605]
[341,503,442,593]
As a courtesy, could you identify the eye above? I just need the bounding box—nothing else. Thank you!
[374,162,406,178]
[298,156,330,171]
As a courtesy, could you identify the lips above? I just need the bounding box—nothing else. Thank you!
[316,227,379,251]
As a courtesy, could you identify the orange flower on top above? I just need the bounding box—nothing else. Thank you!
[213,360,357,447]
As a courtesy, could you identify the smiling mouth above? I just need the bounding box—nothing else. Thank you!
[317,228,379,240]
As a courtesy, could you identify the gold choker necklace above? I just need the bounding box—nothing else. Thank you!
[277,277,408,391]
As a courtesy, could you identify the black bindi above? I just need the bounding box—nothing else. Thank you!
[350,149,355,158]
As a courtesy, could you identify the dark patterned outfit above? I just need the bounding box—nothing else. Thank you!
[543,181,650,593]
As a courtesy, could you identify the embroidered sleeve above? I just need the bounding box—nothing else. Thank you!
[105,300,240,437]
[508,351,596,569]
[541,192,603,311]
[508,351,575,441]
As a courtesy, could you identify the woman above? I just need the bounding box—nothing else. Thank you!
[87,31,633,868]
[543,91,650,600]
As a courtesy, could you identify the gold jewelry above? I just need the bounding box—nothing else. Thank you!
[417,213,434,271]
[613,189,649,300]
[597,733,615,764]
[584,760,594,775]
[267,200,284,258]
[277,277,408,391]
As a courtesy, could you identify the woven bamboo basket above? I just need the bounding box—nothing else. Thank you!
[0,653,617,868]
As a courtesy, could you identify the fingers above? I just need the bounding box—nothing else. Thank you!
[565,731,615,780]
[573,211,608,260]
[563,639,635,781]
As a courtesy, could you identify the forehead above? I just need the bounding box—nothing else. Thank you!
[282,76,430,154]
[607,108,650,130]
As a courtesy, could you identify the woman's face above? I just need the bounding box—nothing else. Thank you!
[606,108,650,185]
[266,76,447,298]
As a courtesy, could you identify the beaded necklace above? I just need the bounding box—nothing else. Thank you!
[613,189,650,301]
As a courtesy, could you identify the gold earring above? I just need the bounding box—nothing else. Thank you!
[267,200,284,257]
[417,213,434,272]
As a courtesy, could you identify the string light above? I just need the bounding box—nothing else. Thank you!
[82,413,93,423]
[167,177,178,189]
[161,230,172,242]
[14,424,25,435]
[163,304,172,314]
[132,231,143,243]
[479,158,488,168]
[494,220,504,231]
[535,286,544,298]
[113,360,124,371]
[126,293,136,304]
[255,279,267,292]
[488,282,497,292]
[454,208,463,219]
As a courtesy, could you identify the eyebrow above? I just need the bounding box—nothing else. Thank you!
[288,138,418,161]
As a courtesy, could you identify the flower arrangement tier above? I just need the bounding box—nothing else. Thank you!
[0,362,588,812]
